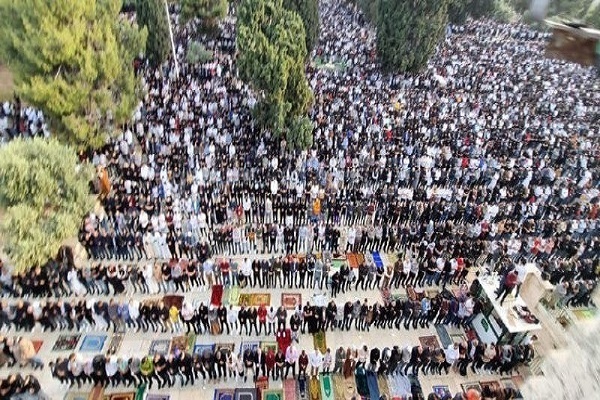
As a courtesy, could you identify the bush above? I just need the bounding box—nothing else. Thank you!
[186,41,213,64]
[492,0,519,23]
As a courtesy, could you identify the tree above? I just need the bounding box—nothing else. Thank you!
[0,138,94,272]
[237,0,314,149]
[376,0,450,73]
[136,0,170,67]
[186,41,214,64]
[282,0,320,54]
[447,0,472,24]
[0,0,147,149]
[180,0,228,31]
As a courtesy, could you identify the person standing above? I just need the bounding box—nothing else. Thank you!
[284,345,298,379]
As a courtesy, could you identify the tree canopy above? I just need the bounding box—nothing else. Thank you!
[0,138,94,272]
[136,0,170,67]
[376,0,450,73]
[237,0,314,149]
[0,0,147,149]
[282,0,320,54]
[180,0,228,30]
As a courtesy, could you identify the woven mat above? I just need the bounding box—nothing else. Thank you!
[284,379,297,400]
[262,389,283,400]
[419,335,441,350]
[320,373,335,400]
[312,331,327,354]
[211,285,224,307]
[213,388,234,400]
[106,334,124,356]
[309,376,321,400]
[238,293,271,307]
[377,374,391,399]
[332,375,358,400]
[282,293,302,310]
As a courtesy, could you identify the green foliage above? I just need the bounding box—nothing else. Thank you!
[136,0,171,67]
[349,0,379,24]
[186,41,213,63]
[588,2,600,27]
[0,138,94,272]
[0,0,146,150]
[376,0,450,73]
[492,0,519,23]
[237,0,314,149]
[288,116,314,149]
[180,0,228,30]
[470,0,497,19]
[282,0,320,53]
[447,0,471,24]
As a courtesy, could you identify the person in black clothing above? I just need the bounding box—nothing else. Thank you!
[218,305,229,334]
[248,307,258,336]
[197,303,209,334]
[404,345,423,376]
[239,306,248,335]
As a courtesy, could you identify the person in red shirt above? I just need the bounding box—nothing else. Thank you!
[265,347,276,380]
[220,260,231,287]
[495,270,519,306]
[298,350,309,376]
[257,304,267,335]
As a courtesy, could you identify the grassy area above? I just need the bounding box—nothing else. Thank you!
[0,65,14,101]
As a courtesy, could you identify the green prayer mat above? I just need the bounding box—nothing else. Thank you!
[263,389,283,400]
[313,331,327,354]
[320,374,334,400]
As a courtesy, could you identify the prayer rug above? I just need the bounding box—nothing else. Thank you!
[433,385,451,398]
[146,396,170,400]
[332,375,358,400]
[88,385,104,400]
[260,341,278,353]
[356,253,365,266]
[284,379,297,400]
[193,343,215,355]
[573,308,597,321]
[347,253,359,269]
[320,374,335,400]
[366,371,379,400]
[162,295,184,310]
[214,389,235,400]
[298,374,308,399]
[222,287,230,306]
[377,374,391,400]
[80,335,107,352]
[106,334,124,356]
[63,392,88,400]
[355,367,368,397]
[387,373,411,398]
[149,339,170,356]
[215,342,235,355]
[282,293,302,310]
[261,389,283,400]
[418,335,440,350]
[312,331,327,354]
[372,252,384,269]
[239,341,260,356]
[228,286,240,306]
[32,340,43,354]
[331,259,345,271]
[480,380,502,394]
[53,334,81,352]
[134,383,147,400]
[109,393,135,400]
[234,388,257,400]
[211,284,224,307]
[170,334,194,355]
[238,293,271,307]
[309,376,321,400]
[461,382,482,394]
[450,333,467,344]
[435,325,452,348]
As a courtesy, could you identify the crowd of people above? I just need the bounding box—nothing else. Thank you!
[48,339,527,397]
[72,0,598,301]
[2,0,600,398]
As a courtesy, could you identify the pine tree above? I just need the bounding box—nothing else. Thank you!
[0,138,94,272]
[237,0,314,149]
[376,0,450,73]
[282,0,320,54]
[0,0,147,149]
[137,0,171,67]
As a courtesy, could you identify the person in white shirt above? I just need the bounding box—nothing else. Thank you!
[285,345,299,378]
[227,305,239,334]
[309,349,323,376]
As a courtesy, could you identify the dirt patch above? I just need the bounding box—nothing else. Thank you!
[0,65,15,101]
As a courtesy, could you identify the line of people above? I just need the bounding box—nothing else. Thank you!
[48,338,528,396]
